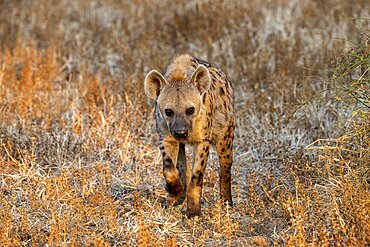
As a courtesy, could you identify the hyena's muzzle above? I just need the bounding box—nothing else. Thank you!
[168,116,192,141]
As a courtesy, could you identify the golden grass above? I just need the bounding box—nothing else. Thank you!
[0,0,369,246]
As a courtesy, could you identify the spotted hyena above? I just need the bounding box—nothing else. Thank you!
[144,54,235,217]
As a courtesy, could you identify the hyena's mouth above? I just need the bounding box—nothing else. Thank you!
[174,136,188,142]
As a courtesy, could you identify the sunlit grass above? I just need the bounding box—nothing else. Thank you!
[0,0,369,246]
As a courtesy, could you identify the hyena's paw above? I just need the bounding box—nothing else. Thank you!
[165,180,185,206]
[168,190,186,206]
[186,196,201,218]
[186,207,201,218]
[220,194,233,207]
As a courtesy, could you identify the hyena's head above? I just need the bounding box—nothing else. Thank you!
[144,65,211,141]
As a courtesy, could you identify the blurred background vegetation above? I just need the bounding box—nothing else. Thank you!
[0,0,369,246]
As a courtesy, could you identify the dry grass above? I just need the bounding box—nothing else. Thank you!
[0,0,369,246]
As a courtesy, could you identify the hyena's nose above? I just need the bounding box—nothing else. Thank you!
[174,129,188,139]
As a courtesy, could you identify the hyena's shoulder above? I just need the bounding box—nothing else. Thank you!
[193,57,233,98]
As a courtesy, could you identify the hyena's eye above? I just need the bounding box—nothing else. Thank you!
[186,107,195,115]
[165,109,174,117]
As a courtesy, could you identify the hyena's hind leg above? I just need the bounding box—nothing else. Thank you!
[160,140,184,206]
[216,129,234,206]
[174,142,187,206]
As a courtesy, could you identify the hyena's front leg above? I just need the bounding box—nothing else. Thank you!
[175,142,187,205]
[160,139,184,206]
[187,141,210,217]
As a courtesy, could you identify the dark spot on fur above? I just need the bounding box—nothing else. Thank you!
[226,154,230,159]
[201,160,205,166]
[210,71,217,80]
[227,143,231,149]
[205,146,210,153]
[191,171,204,186]
[163,158,173,169]
[220,87,225,95]
[226,87,230,95]
[216,70,223,78]
[221,147,225,153]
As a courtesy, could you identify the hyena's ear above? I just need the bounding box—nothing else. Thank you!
[191,65,211,95]
[144,70,167,100]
